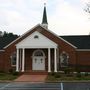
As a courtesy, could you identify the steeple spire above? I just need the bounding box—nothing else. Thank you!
[41,3,48,29]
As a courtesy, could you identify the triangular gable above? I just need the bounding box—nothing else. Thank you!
[39,25,77,49]
[4,24,41,49]
[4,24,77,49]
[16,31,57,48]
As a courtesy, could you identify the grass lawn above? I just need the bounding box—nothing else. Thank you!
[46,72,90,82]
[0,72,90,82]
[0,73,19,81]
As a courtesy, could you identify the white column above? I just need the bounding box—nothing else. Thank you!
[48,48,51,72]
[22,48,25,72]
[19,49,22,71]
[16,48,19,72]
[54,48,57,72]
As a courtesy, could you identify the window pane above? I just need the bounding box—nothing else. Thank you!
[60,52,69,67]
[34,51,43,56]
[11,52,16,65]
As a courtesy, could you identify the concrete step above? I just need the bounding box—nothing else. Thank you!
[23,71,48,75]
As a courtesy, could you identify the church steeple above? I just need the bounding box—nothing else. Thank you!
[41,3,48,29]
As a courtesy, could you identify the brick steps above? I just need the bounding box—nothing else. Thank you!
[15,74,47,82]
[23,71,48,75]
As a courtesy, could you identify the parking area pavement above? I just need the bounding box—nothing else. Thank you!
[0,82,61,90]
[64,82,90,90]
[0,82,90,90]
[0,83,10,89]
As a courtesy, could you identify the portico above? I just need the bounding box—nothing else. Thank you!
[16,31,58,72]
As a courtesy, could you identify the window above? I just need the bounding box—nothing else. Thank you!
[34,50,43,56]
[60,51,69,67]
[11,52,16,66]
[34,35,39,39]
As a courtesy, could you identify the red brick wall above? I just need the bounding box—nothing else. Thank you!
[59,48,77,66]
[38,26,77,66]
[2,25,77,72]
[76,51,90,71]
[77,51,90,65]
[4,45,16,72]
[0,51,4,71]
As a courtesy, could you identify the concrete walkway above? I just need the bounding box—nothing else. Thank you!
[14,75,47,82]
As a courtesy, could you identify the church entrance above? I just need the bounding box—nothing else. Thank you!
[32,50,45,70]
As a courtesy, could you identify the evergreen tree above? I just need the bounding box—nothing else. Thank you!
[0,31,2,37]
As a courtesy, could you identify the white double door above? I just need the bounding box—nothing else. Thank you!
[32,57,45,70]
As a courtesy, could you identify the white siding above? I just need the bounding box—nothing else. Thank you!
[16,31,57,48]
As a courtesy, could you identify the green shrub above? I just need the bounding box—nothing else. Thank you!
[76,72,81,78]
[9,69,14,73]
[12,72,19,76]
[54,73,61,78]
[8,68,19,76]
[0,73,5,76]
[85,72,89,76]
[66,74,73,77]
[63,69,67,74]
[0,71,5,73]
[63,68,70,74]
[48,72,55,76]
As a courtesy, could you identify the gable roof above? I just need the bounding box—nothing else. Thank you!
[61,35,90,49]
[0,24,90,50]
[0,34,18,50]
[4,24,77,49]
[16,31,57,48]
[2,24,89,50]
[4,24,40,49]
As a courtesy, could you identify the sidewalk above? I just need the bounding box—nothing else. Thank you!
[14,75,47,82]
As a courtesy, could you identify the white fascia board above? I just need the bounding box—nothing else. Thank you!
[4,24,77,49]
[0,50,5,52]
[76,49,90,51]
[40,24,77,49]
[16,46,57,49]
[16,31,58,49]
[4,24,40,49]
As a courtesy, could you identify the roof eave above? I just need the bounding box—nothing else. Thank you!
[76,49,90,51]
[4,23,77,50]
[40,24,77,49]
[4,24,41,49]
[0,50,5,52]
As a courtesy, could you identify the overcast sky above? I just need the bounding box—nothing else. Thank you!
[0,0,90,35]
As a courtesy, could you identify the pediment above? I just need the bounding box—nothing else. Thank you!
[16,31,57,48]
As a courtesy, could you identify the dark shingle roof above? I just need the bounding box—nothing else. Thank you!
[0,34,18,50]
[0,33,90,50]
[61,35,90,49]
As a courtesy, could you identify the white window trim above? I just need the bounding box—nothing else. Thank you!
[11,52,16,66]
[60,51,69,67]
